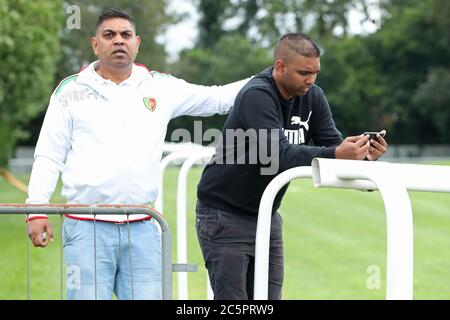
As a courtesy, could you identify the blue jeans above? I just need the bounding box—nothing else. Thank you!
[63,218,162,300]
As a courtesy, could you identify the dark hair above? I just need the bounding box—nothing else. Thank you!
[274,32,321,61]
[95,8,136,31]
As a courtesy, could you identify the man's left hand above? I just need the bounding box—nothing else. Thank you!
[366,130,387,161]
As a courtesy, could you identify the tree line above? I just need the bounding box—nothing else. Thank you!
[1,0,449,171]
[169,0,450,145]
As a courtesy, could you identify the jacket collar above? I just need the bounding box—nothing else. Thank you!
[77,60,152,91]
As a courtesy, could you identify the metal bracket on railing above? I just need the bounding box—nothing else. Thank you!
[172,263,198,273]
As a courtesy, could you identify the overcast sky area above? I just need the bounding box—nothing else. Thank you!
[158,0,382,62]
[157,0,200,62]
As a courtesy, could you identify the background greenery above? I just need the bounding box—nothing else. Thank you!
[0,165,449,300]
[0,0,63,167]
[168,0,450,145]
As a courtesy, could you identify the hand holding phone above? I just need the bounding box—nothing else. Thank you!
[363,130,387,161]
[363,130,386,144]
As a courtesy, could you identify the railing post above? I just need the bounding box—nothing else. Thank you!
[330,160,413,299]
[254,167,313,299]
[176,150,213,300]
[156,150,195,213]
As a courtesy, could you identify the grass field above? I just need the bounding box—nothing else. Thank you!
[0,162,449,300]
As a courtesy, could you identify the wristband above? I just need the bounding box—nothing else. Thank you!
[26,216,49,222]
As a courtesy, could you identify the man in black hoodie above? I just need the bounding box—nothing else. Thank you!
[196,33,387,300]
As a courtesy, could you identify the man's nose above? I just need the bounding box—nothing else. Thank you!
[305,74,316,85]
[113,35,125,45]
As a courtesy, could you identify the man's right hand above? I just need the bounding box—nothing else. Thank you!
[27,218,54,247]
[335,135,370,160]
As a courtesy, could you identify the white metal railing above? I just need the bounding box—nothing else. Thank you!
[156,145,214,300]
[156,150,196,214]
[254,166,314,300]
[156,146,215,213]
[254,159,450,300]
[312,159,450,193]
[176,150,214,300]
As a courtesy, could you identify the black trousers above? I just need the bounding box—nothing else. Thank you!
[195,200,284,300]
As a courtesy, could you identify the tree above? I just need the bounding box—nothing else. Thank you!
[168,34,272,143]
[313,0,450,144]
[0,0,63,190]
[413,67,450,142]
[197,0,231,48]
[317,36,386,137]
[195,0,378,47]
[369,0,450,143]
[168,0,380,141]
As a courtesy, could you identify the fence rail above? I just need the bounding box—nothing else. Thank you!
[254,158,450,300]
[157,146,215,299]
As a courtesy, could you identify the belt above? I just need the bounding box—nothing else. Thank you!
[113,217,151,225]
[65,214,152,224]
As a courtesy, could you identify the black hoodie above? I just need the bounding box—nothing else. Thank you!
[197,66,343,216]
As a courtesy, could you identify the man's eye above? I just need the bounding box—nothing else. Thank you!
[104,33,113,38]
[122,33,132,39]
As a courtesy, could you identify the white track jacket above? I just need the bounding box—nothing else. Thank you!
[26,61,248,222]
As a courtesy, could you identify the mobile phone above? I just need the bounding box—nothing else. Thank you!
[363,131,385,143]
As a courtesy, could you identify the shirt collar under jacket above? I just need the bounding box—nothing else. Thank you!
[77,60,152,90]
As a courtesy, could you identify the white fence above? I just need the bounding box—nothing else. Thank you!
[156,144,215,300]
[254,159,450,300]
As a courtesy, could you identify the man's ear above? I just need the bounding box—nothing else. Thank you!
[274,59,286,76]
[136,35,141,53]
[91,36,98,56]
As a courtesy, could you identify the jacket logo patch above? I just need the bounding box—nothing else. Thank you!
[290,111,312,131]
[285,111,312,145]
[143,97,157,112]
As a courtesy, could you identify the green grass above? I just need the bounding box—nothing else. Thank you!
[0,163,450,300]
[0,174,65,300]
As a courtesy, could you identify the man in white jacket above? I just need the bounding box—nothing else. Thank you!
[26,8,248,300]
